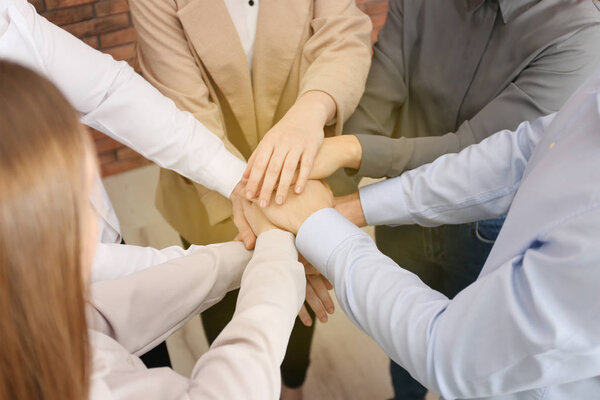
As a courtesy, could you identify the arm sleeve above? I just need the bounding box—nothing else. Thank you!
[92,230,305,400]
[359,113,555,227]
[342,0,407,139]
[298,0,373,134]
[354,22,600,178]
[297,208,600,399]
[88,241,252,355]
[91,242,228,282]
[13,0,245,197]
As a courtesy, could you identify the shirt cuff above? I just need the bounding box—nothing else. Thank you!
[355,134,413,178]
[359,177,414,226]
[203,145,247,198]
[296,208,364,273]
[255,229,298,260]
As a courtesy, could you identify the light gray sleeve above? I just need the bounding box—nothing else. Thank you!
[354,21,600,179]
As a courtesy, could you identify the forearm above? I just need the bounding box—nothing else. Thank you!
[296,209,600,399]
[89,242,252,355]
[359,115,554,227]
[91,242,229,282]
[17,0,244,198]
[189,230,305,399]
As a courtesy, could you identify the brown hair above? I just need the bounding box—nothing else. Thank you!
[0,61,94,400]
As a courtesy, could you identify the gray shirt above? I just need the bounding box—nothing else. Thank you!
[345,0,600,178]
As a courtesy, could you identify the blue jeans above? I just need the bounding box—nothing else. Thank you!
[376,217,505,400]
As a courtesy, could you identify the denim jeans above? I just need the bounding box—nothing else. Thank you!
[376,217,505,400]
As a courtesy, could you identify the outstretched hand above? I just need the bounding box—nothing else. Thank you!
[243,91,336,207]
[259,180,334,234]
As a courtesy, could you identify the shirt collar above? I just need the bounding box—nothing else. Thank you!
[466,0,540,24]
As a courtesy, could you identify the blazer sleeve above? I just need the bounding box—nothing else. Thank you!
[88,241,252,356]
[352,19,600,179]
[90,230,305,400]
[298,0,373,135]
[128,0,244,162]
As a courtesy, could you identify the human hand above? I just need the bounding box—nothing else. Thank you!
[231,180,257,249]
[308,135,362,180]
[334,191,367,227]
[260,180,334,234]
[243,91,336,207]
[241,197,278,236]
[298,256,335,326]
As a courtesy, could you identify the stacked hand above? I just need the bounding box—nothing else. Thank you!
[240,180,337,326]
[229,102,368,326]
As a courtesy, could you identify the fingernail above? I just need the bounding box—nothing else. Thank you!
[260,199,267,208]
[246,190,253,199]
[319,315,328,323]
[295,185,302,193]
[327,307,334,314]
[276,195,283,204]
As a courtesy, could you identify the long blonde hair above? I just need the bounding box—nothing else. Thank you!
[0,61,94,399]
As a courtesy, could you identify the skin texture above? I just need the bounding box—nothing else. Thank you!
[308,135,362,180]
[243,91,336,207]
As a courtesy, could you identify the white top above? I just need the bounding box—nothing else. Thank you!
[223,0,259,70]
[297,69,600,399]
[0,0,247,244]
[89,231,304,400]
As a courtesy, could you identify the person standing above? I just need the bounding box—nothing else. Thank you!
[128,1,372,398]
[326,2,600,398]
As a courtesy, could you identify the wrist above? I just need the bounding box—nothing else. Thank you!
[342,135,362,170]
[297,90,337,126]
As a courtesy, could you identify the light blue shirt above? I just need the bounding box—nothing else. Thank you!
[296,69,600,400]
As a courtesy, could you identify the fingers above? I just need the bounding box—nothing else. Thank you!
[258,150,288,207]
[308,273,335,315]
[305,282,329,323]
[275,150,302,204]
[232,197,257,250]
[295,146,318,194]
[245,143,274,200]
[298,304,313,327]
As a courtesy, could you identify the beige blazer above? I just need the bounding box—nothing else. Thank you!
[88,230,305,399]
[129,0,372,244]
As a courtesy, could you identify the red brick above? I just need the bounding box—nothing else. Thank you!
[357,0,388,16]
[62,12,130,38]
[81,35,100,49]
[94,135,123,153]
[28,0,46,12]
[89,128,107,140]
[94,0,129,17]
[46,0,95,10]
[97,151,116,165]
[103,43,136,61]
[101,157,151,177]
[115,146,142,161]
[43,4,93,26]
[369,12,387,43]
[100,27,136,48]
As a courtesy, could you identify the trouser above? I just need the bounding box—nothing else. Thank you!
[119,238,172,369]
[182,237,316,388]
[377,217,505,400]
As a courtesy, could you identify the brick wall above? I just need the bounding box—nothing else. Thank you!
[28,0,388,177]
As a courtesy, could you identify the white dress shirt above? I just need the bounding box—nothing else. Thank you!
[0,0,246,245]
[223,0,259,70]
[297,68,600,399]
[89,230,305,400]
